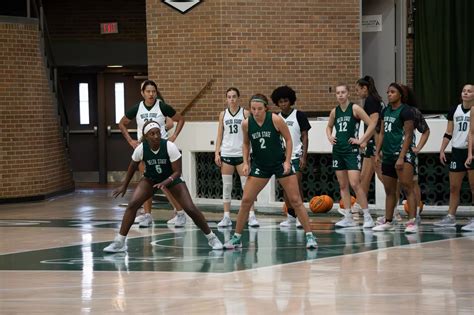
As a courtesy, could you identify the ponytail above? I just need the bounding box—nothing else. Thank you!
[357,75,382,103]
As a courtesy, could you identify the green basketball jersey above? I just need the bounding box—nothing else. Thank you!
[382,103,413,163]
[248,112,285,168]
[143,139,173,182]
[333,103,360,155]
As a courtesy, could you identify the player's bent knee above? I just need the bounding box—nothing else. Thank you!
[240,198,254,210]
[126,202,142,212]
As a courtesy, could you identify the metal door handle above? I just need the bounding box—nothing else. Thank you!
[69,126,98,137]
[107,126,136,136]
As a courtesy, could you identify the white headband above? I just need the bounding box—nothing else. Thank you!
[144,122,160,135]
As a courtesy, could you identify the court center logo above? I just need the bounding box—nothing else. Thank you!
[162,0,202,14]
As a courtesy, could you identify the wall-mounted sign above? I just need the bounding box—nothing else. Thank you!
[100,22,118,34]
[362,15,382,32]
[162,0,202,14]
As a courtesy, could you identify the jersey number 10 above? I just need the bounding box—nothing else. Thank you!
[458,122,468,132]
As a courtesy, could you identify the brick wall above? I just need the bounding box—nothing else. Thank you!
[146,0,361,120]
[0,21,74,199]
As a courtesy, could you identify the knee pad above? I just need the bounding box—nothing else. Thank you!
[240,176,247,190]
[222,175,233,202]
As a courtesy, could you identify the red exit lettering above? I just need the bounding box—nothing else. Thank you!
[100,23,118,34]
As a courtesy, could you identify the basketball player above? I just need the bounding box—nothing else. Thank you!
[435,84,474,231]
[214,87,259,228]
[118,80,185,228]
[373,83,418,233]
[224,94,318,249]
[326,84,377,229]
[402,85,430,224]
[354,76,384,218]
[271,86,311,229]
[104,121,223,252]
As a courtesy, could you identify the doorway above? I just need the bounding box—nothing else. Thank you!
[362,0,406,103]
[61,68,146,183]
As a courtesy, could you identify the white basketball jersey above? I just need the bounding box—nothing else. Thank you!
[220,107,245,157]
[136,100,168,140]
[452,104,470,149]
[279,109,302,159]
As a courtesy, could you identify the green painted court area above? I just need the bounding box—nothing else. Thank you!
[0,219,468,273]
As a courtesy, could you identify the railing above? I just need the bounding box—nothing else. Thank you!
[30,0,70,147]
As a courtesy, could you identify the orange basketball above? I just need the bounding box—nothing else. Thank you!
[339,196,356,209]
[403,200,424,214]
[310,195,333,213]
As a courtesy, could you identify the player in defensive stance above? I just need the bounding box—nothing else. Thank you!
[119,80,186,228]
[104,121,223,252]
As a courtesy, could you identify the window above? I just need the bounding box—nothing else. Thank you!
[115,82,125,124]
[79,83,90,125]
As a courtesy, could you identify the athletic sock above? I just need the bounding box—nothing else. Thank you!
[205,231,215,239]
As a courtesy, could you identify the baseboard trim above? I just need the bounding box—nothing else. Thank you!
[0,187,75,204]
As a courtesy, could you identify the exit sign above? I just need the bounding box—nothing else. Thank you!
[100,22,118,34]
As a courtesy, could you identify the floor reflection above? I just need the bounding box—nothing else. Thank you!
[0,220,468,274]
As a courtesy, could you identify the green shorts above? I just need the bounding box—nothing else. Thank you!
[449,148,472,172]
[332,153,361,171]
[250,161,294,179]
[383,150,417,166]
[381,153,416,179]
[362,139,376,158]
[221,156,244,166]
[291,158,300,172]
[147,176,184,189]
